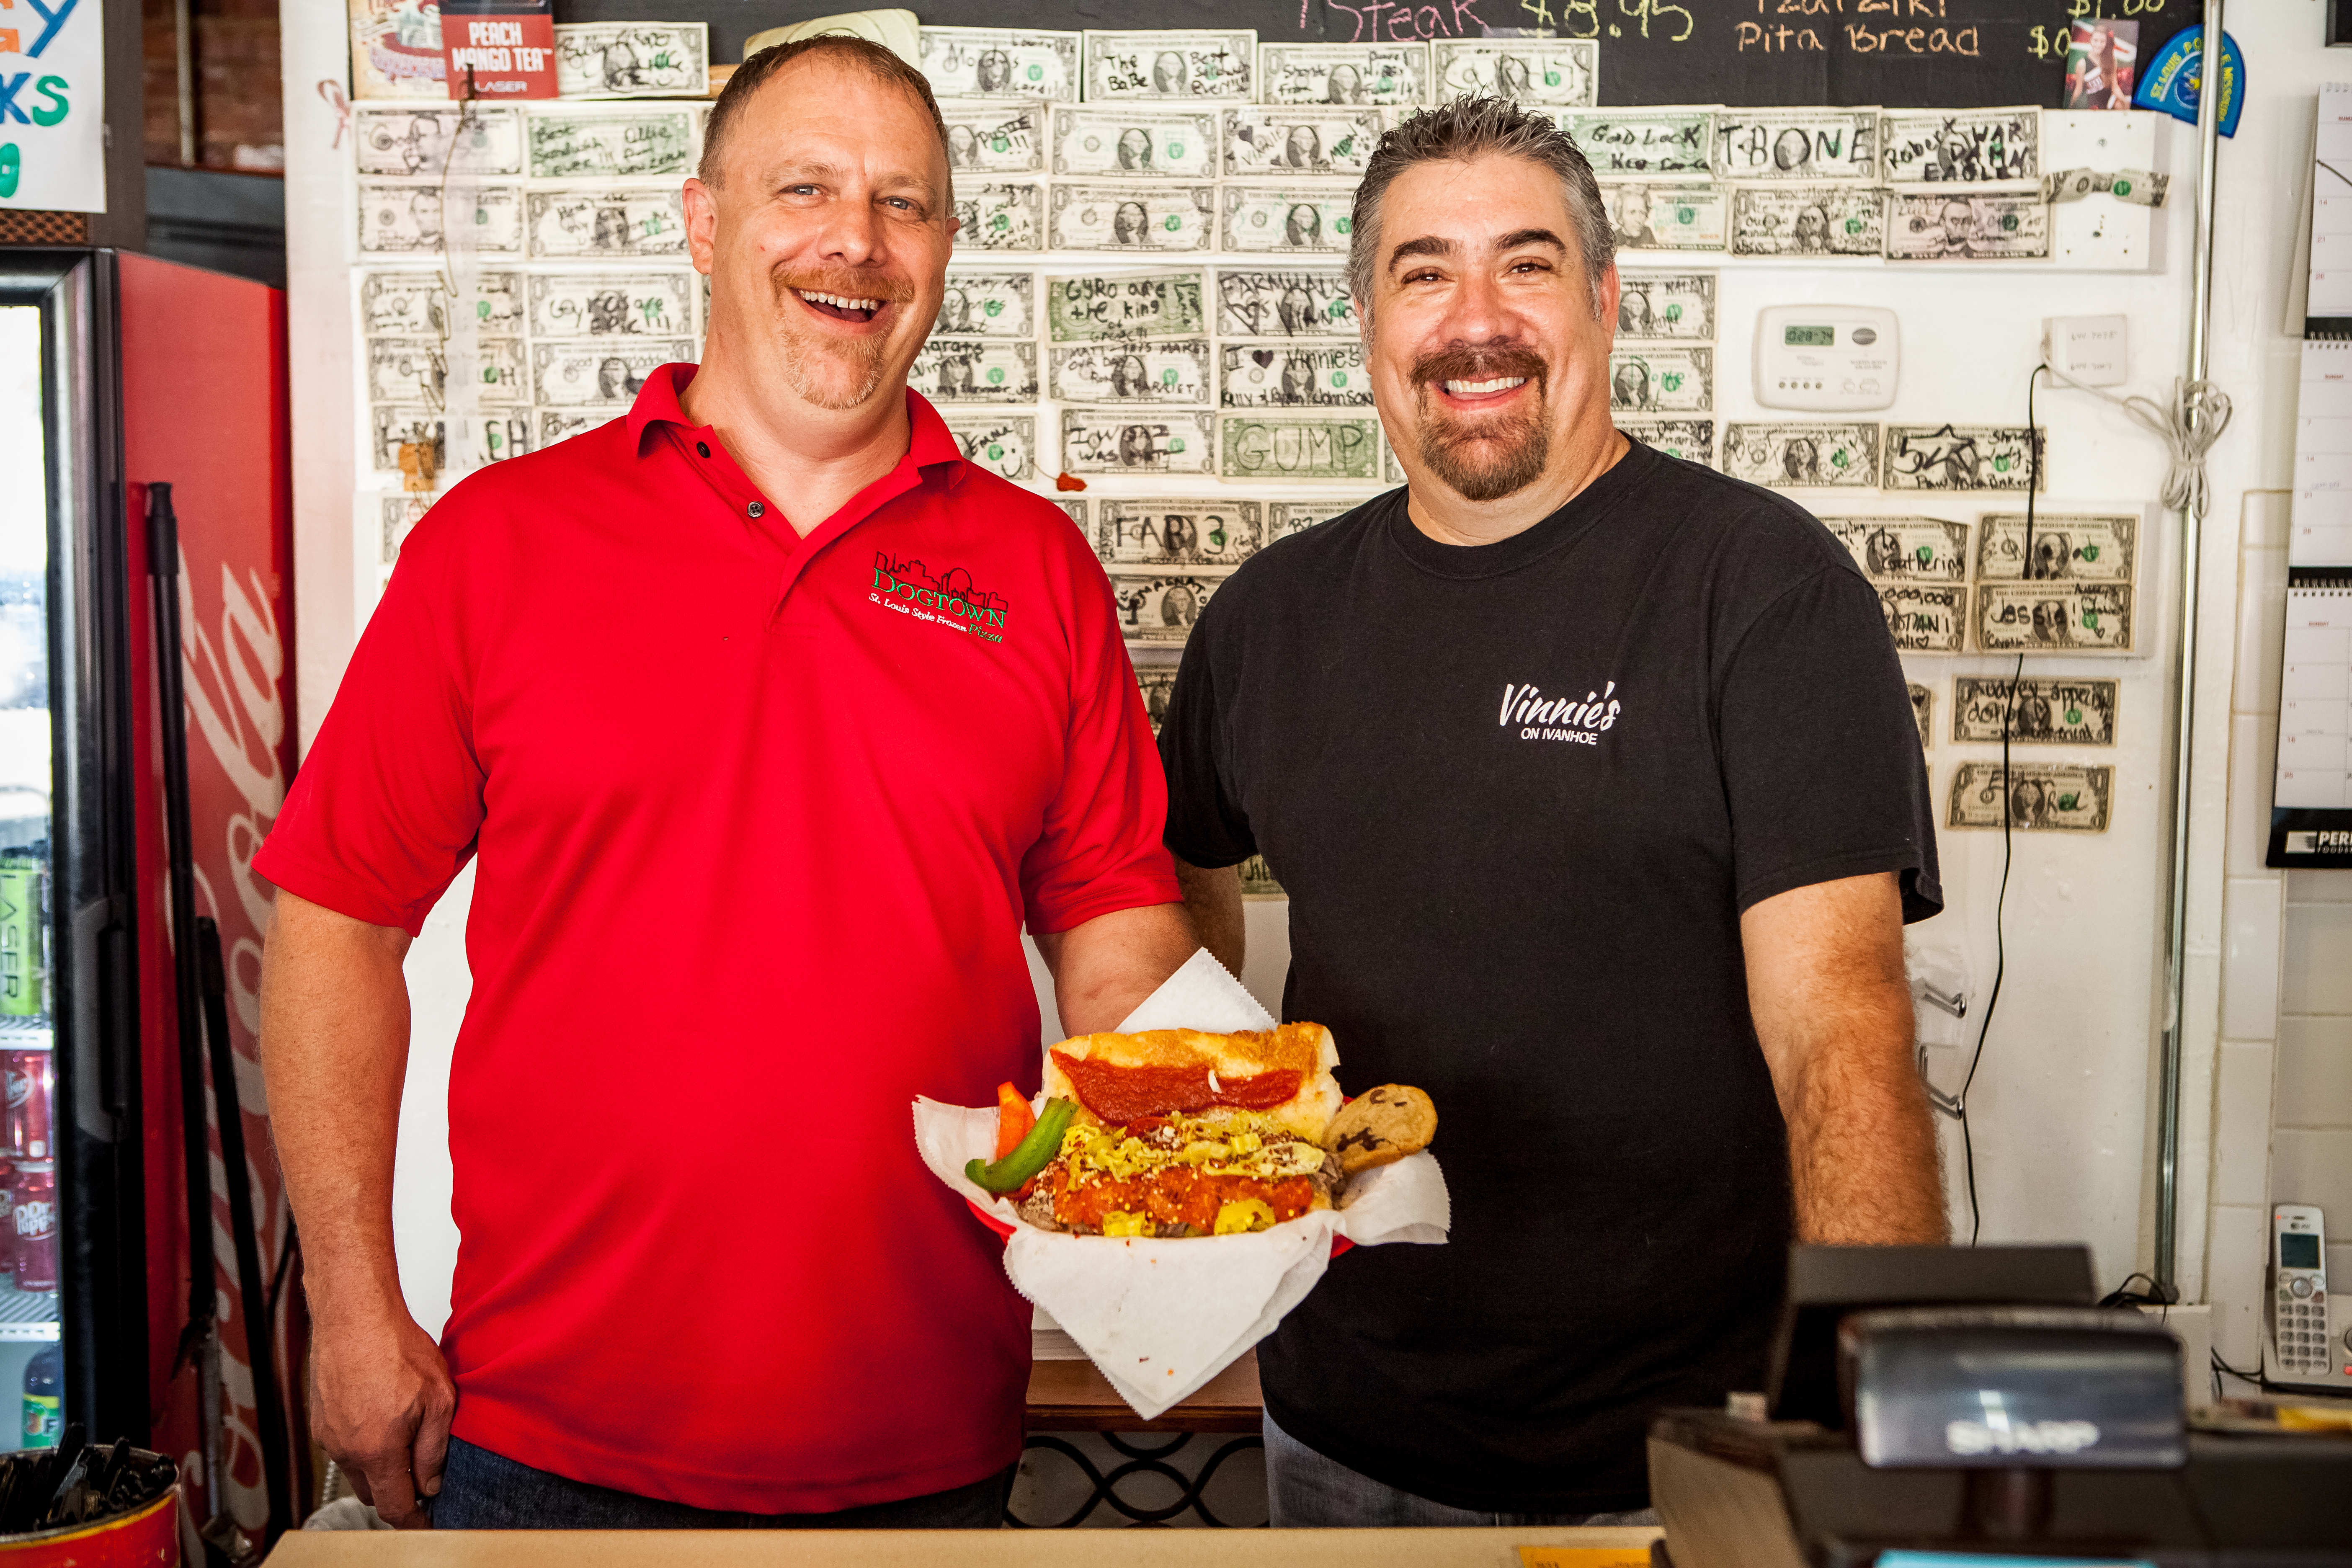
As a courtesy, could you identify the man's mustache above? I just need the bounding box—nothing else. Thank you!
[1412,343,1549,394]
[772,268,918,306]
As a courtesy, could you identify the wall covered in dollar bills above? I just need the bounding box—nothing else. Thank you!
[297,22,2221,1337]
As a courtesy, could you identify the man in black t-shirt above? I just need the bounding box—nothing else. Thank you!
[1158,98,1947,1526]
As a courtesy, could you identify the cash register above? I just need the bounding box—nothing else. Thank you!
[1648,1246,2352,1566]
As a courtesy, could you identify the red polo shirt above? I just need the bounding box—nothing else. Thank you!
[256,367,1179,1512]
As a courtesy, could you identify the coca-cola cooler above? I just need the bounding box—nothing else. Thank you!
[0,246,302,1547]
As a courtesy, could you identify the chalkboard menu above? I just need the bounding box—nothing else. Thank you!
[552,0,2202,108]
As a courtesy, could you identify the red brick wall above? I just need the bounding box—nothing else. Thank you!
[143,0,283,171]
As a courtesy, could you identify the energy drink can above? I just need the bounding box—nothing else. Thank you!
[0,863,42,1018]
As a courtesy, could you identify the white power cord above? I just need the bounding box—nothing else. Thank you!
[2040,364,2233,519]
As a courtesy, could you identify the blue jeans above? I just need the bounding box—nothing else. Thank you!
[1264,1410,1661,1529]
[431,1436,1013,1529]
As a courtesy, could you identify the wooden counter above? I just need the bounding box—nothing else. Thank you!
[1025,1349,1262,1433]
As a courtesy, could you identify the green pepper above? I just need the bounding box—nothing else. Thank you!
[967,1097,1077,1194]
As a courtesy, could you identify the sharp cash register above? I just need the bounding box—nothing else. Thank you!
[1648,1247,2352,1567]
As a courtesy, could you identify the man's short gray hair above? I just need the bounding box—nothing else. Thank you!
[1346,97,1615,322]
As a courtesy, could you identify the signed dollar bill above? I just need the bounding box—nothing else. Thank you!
[1884,194,2050,261]
[1096,498,1264,568]
[1259,42,1428,107]
[1060,410,1216,475]
[1220,187,1354,254]
[361,270,524,338]
[524,188,685,260]
[1050,339,1210,404]
[1607,346,1712,413]
[912,339,1039,403]
[1560,107,1713,178]
[1050,106,1216,180]
[525,272,693,339]
[1712,108,1877,181]
[1974,583,2135,653]
[532,339,692,407]
[367,339,444,405]
[939,272,1037,338]
[379,493,431,565]
[1224,106,1383,179]
[1908,683,1933,750]
[1730,186,1884,257]
[1049,184,1214,251]
[2042,167,2167,206]
[538,409,599,448]
[1618,418,1714,466]
[1215,268,1357,338]
[1974,512,2136,583]
[1221,342,1372,407]
[1238,853,1285,899]
[1947,762,2113,833]
[1112,573,1225,644]
[553,21,708,99]
[360,184,522,254]
[1045,271,1204,342]
[953,183,1045,252]
[1823,517,1970,582]
[374,407,526,474]
[1267,498,1367,543]
[1052,499,1087,530]
[1606,184,1729,253]
[1952,676,2119,745]
[356,105,522,176]
[1220,413,1381,481]
[1883,425,2044,490]
[1138,665,1178,737]
[1879,107,2039,186]
[1083,30,1255,101]
[525,108,694,181]
[1432,40,1596,106]
[1720,423,1880,488]
[1615,271,1715,340]
[918,28,1079,101]
[1875,583,1967,652]
[939,413,1038,481]
[938,99,1049,176]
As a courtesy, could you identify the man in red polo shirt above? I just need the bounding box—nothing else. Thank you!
[256,38,1194,1529]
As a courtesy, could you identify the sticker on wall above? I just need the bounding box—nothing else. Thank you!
[2133,27,2243,139]
[0,0,105,212]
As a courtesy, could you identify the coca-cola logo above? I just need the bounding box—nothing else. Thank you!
[13,1200,49,1237]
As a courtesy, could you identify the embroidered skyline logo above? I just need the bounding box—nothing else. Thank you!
[1500,681,1621,746]
[869,551,1009,645]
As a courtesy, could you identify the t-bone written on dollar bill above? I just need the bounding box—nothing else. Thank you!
[1112,573,1225,644]
[1224,108,1384,178]
[1215,269,1357,338]
[1096,499,1265,567]
[1560,108,1713,178]
[1060,410,1216,475]
[1051,107,1217,180]
[918,28,1079,100]
[526,273,693,338]
[1221,188,1354,254]
[1048,340,1210,405]
[913,340,1038,403]
[1879,107,2040,186]
[1884,194,2050,261]
[938,99,1049,175]
[1084,31,1255,101]
[953,183,1045,251]
[1720,423,1879,488]
[1712,108,1877,181]
[1258,44,1428,107]
[1051,185,1215,251]
[1875,583,1967,652]
[1975,512,2137,582]
[1607,347,1712,413]
[939,273,1036,338]
[1823,517,1970,582]
[1730,187,1884,257]
[1883,425,2045,490]
[940,413,1037,480]
[552,21,708,98]
[1974,583,2135,653]
[1432,41,1596,106]
[1046,271,1204,341]
[1607,186,1729,253]
[1615,272,1715,340]
[1947,762,2113,833]
[1220,414,1381,481]
[1221,343,1372,407]
[1952,676,2119,745]
[356,106,522,176]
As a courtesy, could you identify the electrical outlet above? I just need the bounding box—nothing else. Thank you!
[2044,314,2130,386]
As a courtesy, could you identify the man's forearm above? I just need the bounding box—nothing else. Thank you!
[1034,902,1199,1037]
[1777,994,1946,1244]
[1174,858,1243,975]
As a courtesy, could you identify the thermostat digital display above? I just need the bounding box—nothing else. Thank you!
[1754,304,1899,412]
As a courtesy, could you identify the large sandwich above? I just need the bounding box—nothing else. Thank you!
[964,1025,1436,1239]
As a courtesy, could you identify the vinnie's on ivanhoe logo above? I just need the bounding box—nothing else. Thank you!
[869,551,1011,645]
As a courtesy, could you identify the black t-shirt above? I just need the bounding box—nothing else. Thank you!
[1158,440,1942,1514]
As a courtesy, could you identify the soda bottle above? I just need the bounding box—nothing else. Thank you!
[10,1161,54,1293]
[20,1342,57,1448]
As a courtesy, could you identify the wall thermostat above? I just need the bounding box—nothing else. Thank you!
[1754,304,1899,412]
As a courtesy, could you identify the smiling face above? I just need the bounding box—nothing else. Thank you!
[1364,153,1616,505]
[684,55,954,414]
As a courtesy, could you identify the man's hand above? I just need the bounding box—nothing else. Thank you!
[1033,902,1199,1037]
[260,892,450,1526]
[1741,872,1945,1245]
[1173,858,1243,976]
[308,1302,455,1527]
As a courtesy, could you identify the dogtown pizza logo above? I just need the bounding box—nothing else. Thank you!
[1500,680,1621,745]
[869,551,1010,645]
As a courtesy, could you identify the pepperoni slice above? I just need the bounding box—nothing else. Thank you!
[1050,1050,1302,1124]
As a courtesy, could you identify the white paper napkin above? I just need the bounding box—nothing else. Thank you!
[909,949,1449,1419]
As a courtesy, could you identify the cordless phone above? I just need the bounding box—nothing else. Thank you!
[2267,1204,2348,1387]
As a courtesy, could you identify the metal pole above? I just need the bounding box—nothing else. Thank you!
[2156,0,2226,1300]
[172,0,196,167]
